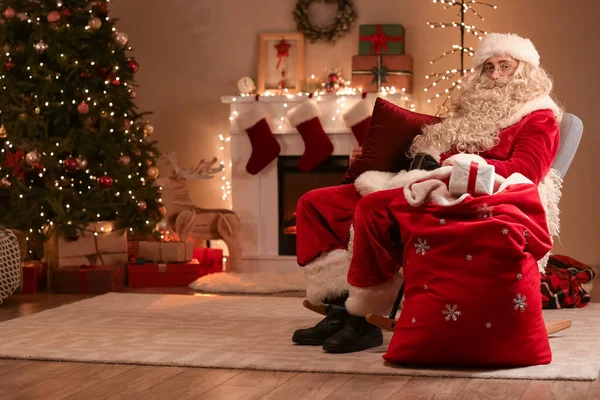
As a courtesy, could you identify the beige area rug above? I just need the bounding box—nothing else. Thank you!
[189,271,306,294]
[0,293,598,381]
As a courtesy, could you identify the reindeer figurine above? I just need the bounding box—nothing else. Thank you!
[156,152,243,272]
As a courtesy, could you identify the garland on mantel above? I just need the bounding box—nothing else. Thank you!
[293,0,358,43]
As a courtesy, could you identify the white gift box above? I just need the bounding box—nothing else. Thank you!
[137,241,194,263]
[449,160,495,197]
[57,221,127,267]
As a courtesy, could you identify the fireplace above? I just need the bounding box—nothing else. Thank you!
[277,155,350,256]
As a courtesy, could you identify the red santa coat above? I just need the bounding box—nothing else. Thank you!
[383,177,553,367]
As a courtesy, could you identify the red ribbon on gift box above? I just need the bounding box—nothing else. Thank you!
[359,25,404,55]
[467,161,479,195]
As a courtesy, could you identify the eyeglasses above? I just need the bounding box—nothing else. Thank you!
[483,61,518,77]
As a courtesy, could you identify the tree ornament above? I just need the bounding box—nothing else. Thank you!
[0,125,7,138]
[137,200,147,211]
[80,70,92,79]
[0,177,11,189]
[157,219,168,230]
[63,156,79,172]
[133,149,141,156]
[115,32,129,47]
[25,150,41,166]
[98,67,110,78]
[110,74,120,85]
[146,160,153,167]
[18,113,26,121]
[293,0,358,43]
[126,60,139,73]
[77,101,89,114]
[88,17,102,30]
[119,155,131,166]
[65,226,80,241]
[99,175,113,188]
[147,166,159,180]
[47,10,61,23]
[4,7,16,19]
[159,206,167,217]
[34,106,41,114]
[61,8,71,19]
[34,40,48,53]
[142,122,154,137]
[5,60,16,70]
[76,157,87,169]
[130,90,137,98]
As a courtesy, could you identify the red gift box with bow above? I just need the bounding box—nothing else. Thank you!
[54,265,124,294]
[21,261,48,294]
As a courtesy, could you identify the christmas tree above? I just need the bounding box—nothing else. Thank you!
[425,0,498,115]
[0,0,164,245]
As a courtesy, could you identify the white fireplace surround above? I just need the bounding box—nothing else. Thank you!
[221,93,408,273]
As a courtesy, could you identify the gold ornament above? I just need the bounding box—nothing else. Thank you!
[119,155,131,166]
[147,166,159,180]
[34,40,48,53]
[137,200,147,211]
[0,125,7,138]
[88,17,102,30]
[0,177,11,189]
[25,150,41,165]
[76,157,88,169]
[142,122,154,137]
[19,113,27,121]
[34,106,41,114]
[115,31,129,47]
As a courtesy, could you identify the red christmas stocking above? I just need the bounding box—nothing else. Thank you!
[236,104,281,175]
[286,99,333,173]
[342,98,373,146]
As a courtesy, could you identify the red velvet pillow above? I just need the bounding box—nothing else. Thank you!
[341,97,441,184]
[384,182,553,368]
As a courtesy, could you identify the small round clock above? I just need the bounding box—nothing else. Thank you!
[237,76,256,95]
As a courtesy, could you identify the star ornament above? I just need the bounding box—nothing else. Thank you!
[274,39,291,57]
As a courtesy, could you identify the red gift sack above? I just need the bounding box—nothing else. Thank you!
[384,182,553,367]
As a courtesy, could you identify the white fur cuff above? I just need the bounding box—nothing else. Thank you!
[345,273,404,317]
[342,100,372,128]
[287,99,321,127]
[236,103,271,131]
[304,249,351,305]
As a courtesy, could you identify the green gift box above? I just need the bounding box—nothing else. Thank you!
[359,24,405,55]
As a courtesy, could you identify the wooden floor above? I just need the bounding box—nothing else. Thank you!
[0,289,598,400]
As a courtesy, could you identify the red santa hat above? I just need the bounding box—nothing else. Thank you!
[473,33,540,70]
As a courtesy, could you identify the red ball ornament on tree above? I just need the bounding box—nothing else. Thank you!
[4,7,16,19]
[99,175,113,188]
[80,70,92,79]
[77,101,89,114]
[126,60,139,73]
[61,8,71,19]
[110,74,121,85]
[5,61,16,70]
[47,10,61,23]
[63,157,79,172]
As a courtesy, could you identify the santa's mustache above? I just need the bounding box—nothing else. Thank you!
[478,75,510,89]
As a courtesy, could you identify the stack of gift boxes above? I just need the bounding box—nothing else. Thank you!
[20,221,223,295]
[352,24,413,94]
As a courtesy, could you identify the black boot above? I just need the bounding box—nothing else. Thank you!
[322,314,383,353]
[292,296,348,346]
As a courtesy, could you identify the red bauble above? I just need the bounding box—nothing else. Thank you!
[4,7,16,19]
[63,157,79,172]
[80,70,92,79]
[110,74,121,85]
[61,8,71,19]
[77,101,89,114]
[5,61,15,70]
[126,60,139,73]
[328,73,339,83]
[47,10,61,23]
[98,67,110,78]
[99,175,113,188]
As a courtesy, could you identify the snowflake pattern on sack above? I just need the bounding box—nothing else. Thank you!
[466,254,473,261]
[502,228,509,235]
[513,293,528,312]
[477,203,494,219]
[523,230,531,244]
[485,322,492,329]
[516,273,523,280]
[439,218,446,225]
[414,238,430,255]
[443,304,461,322]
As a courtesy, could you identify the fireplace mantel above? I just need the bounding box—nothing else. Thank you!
[222,93,408,273]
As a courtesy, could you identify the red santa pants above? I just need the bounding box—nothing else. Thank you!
[296,184,404,306]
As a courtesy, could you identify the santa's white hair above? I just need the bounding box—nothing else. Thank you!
[410,60,562,157]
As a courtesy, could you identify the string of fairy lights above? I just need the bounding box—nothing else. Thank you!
[218,84,415,204]
[425,0,497,115]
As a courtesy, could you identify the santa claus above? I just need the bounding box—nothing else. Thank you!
[292,33,563,353]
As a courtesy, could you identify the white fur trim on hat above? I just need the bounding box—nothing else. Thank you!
[236,103,271,131]
[473,33,540,69]
[286,99,321,127]
[304,249,351,305]
[342,100,372,128]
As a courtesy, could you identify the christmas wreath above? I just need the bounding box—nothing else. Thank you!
[293,0,358,43]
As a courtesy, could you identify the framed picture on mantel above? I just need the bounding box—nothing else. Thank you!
[257,32,305,94]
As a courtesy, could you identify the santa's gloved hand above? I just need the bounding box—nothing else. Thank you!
[409,153,440,171]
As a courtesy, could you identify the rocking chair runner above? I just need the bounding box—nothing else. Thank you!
[304,112,584,337]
